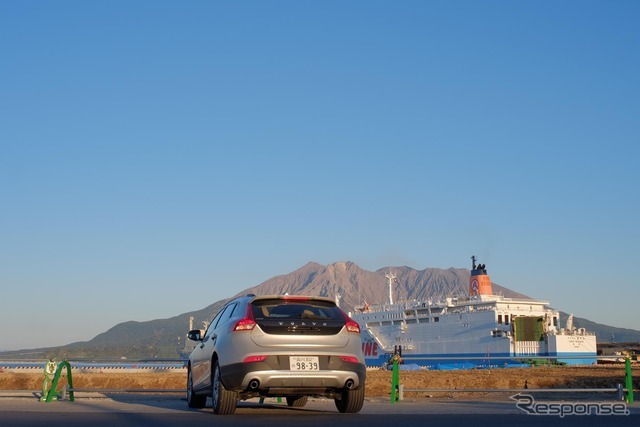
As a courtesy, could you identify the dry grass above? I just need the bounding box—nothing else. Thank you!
[1,364,635,397]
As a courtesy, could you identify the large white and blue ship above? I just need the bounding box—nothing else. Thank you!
[350,257,597,369]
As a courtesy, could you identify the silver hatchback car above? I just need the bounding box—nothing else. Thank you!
[186,294,366,414]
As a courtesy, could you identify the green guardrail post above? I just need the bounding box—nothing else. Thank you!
[625,357,634,404]
[42,360,74,403]
[390,355,400,404]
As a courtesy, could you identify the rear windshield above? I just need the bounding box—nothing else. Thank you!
[251,299,345,321]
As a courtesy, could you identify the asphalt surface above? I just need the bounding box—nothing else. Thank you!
[0,393,638,427]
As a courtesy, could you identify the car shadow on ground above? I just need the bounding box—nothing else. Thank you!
[102,393,337,414]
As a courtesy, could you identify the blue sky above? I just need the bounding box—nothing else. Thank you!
[1,1,638,351]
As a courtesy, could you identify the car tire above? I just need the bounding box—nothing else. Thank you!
[334,386,365,413]
[211,361,237,415]
[186,367,207,408]
[285,395,308,407]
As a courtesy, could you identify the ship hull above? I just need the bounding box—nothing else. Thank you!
[359,332,597,368]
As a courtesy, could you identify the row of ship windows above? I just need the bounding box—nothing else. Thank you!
[362,311,445,321]
[361,311,560,331]
[361,305,496,321]
[366,317,440,327]
[497,314,559,326]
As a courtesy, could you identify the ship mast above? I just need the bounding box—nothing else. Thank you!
[386,271,397,305]
[334,284,342,308]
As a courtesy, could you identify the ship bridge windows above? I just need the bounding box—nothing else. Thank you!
[385,313,403,320]
[405,318,418,325]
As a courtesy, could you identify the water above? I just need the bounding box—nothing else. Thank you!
[0,360,187,369]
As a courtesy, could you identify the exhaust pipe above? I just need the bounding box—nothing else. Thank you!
[249,379,260,390]
[345,379,354,389]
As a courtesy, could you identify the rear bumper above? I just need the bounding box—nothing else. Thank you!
[221,360,366,392]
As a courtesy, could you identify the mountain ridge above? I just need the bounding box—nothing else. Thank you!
[2,260,638,359]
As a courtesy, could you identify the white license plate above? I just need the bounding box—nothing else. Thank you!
[289,356,319,371]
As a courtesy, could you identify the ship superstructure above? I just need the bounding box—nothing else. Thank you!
[351,257,597,368]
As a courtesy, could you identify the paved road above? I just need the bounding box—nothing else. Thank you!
[0,393,638,427]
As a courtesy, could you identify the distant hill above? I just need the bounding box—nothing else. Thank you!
[558,314,640,343]
[2,261,638,359]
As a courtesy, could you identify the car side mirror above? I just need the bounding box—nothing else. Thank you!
[187,329,203,341]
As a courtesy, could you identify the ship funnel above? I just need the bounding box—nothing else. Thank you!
[469,256,493,296]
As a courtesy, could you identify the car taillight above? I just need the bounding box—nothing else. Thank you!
[234,318,256,331]
[232,305,256,331]
[243,355,267,363]
[341,311,361,333]
[345,319,360,333]
[339,356,359,363]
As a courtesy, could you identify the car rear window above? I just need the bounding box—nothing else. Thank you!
[251,299,344,322]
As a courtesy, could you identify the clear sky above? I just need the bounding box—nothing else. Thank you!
[1,1,638,351]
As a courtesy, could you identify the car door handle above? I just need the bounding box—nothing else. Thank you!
[200,334,216,349]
